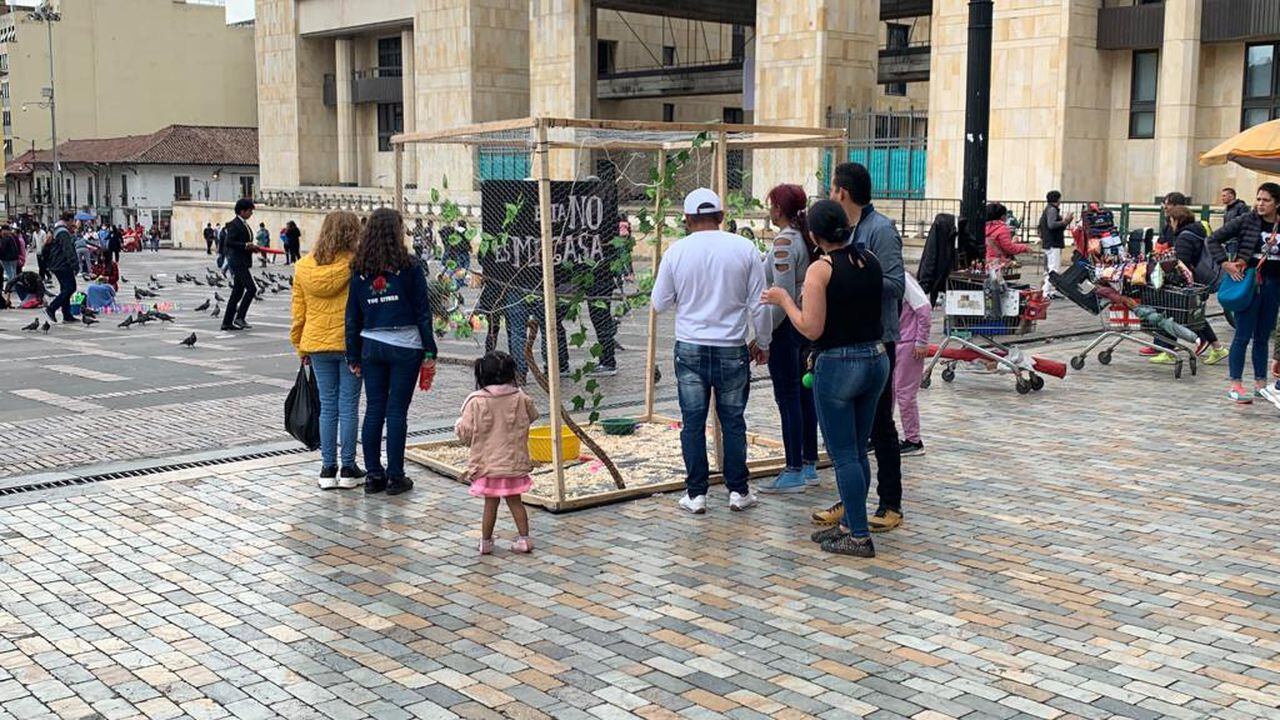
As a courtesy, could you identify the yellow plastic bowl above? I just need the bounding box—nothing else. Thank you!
[529,425,581,463]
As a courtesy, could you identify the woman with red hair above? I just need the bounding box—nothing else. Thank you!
[759,184,821,494]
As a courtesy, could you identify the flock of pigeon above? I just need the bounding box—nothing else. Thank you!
[17,268,293,350]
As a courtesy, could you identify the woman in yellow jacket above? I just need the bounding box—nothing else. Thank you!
[291,211,364,489]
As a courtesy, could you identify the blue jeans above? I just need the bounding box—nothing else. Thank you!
[310,352,361,468]
[1228,277,1280,382]
[360,340,423,478]
[813,343,890,538]
[674,342,751,498]
[48,269,76,321]
[768,322,818,470]
[502,290,568,376]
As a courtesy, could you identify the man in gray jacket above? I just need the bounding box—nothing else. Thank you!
[814,162,907,532]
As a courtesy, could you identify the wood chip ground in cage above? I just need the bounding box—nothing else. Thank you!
[405,420,809,511]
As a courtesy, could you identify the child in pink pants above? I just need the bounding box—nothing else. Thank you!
[895,273,932,456]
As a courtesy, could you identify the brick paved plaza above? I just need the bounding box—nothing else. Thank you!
[1,251,1278,720]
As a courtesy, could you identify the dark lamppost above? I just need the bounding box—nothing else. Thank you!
[26,2,62,226]
[960,0,993,257]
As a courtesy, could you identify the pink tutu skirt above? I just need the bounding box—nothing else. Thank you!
[469,475,532,498]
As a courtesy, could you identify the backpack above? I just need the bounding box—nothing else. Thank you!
[0,233,18,262]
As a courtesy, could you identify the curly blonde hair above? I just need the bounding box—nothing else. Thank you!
[312,211,361,265]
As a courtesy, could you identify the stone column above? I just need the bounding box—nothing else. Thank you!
[400,27,418,188]
[335,36,358,186]
[530,0,592,179]
[1156,0,1202,199]
[752,0,878,198]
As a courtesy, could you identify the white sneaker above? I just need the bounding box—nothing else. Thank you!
[317,477,339,490]
[729,491,758,512]
[1260,383,1280,412]
[678,493,706,514]
[334,477,363,490]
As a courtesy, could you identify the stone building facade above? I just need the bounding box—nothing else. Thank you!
[927,0,1280,205]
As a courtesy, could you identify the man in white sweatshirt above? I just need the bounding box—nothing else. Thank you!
[652,188,771,514]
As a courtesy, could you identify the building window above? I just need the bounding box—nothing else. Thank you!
[662,45,676,66]
[87,176,96,207]
[885,83,907,97]
[731,25,747,61]
[174,175,191,201]
[378,37,402,76]
[2,139,10,160]
[240,176,255,199]
[662,103,675,123]
[65,177,73,207]
[597,40,617,76]
[120,174,129,206]
[378,102,403,152]
[1243,42,1279,130]
[723,107,744,125]
[887,23,909,50]
[1129,50,1158,139]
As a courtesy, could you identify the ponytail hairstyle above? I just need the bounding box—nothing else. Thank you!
[807,199,853,248]
[767,184,812,257]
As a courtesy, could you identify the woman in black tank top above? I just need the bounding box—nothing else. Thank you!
[762,200,889,558]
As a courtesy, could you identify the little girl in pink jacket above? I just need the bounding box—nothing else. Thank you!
[455,351,539,555]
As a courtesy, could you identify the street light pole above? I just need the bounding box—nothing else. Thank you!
[960,0,993,260]
[27,2,61,226]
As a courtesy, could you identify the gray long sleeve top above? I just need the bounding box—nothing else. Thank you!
[765,226,810,330]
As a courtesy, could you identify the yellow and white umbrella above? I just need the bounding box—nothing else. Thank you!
[1200,119,1280,174]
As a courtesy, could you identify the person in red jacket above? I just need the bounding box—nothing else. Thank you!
[984,203,1031,263]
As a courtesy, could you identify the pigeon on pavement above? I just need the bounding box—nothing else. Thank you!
[118,316,135,328]
[210,302,221,317]
[180,333,197,348]
[22,318,40,331]
[41,321,50,334]
[193,299,210,312]
[81,315,97,326]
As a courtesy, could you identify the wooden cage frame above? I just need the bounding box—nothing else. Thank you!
[392,117,845,511]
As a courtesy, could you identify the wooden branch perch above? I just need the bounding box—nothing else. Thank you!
[523,317,626,490]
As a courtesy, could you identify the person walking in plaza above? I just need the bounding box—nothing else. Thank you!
[255,222,273,266]
[652,188,770,515]
[1208,182,1280,403]
[1223,187,1251,225]
[291,211,366,490]
[762,200,888,557]
[42,212,79,324]
[1037,191,1073,297]
[74,226,91,276]
[895,272,932,456]
[1147,206,1229,366]
[284,221,302,264]
[346,208,437,497]
[203,223,216,255]
[0,226,21,305]
[813,162,906,533]
[759,184,820,494]
[107,225,122,265]
[455,351,539,555]
[220,199,258,331]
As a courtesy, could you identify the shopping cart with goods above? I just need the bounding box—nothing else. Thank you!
[1052,258,1208,379]
[921,268,1053,394]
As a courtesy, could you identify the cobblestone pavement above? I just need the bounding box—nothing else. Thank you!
[2,296,1279,718]
[1,250,1138,481]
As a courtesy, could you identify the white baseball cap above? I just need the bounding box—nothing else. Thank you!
[683,188,723,216]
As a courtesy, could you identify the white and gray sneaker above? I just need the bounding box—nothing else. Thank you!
[729,491,758,512]
[1260,382,1280,411]
[678,493,707,514]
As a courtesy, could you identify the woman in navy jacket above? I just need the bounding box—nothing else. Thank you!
[346,208,438,495]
